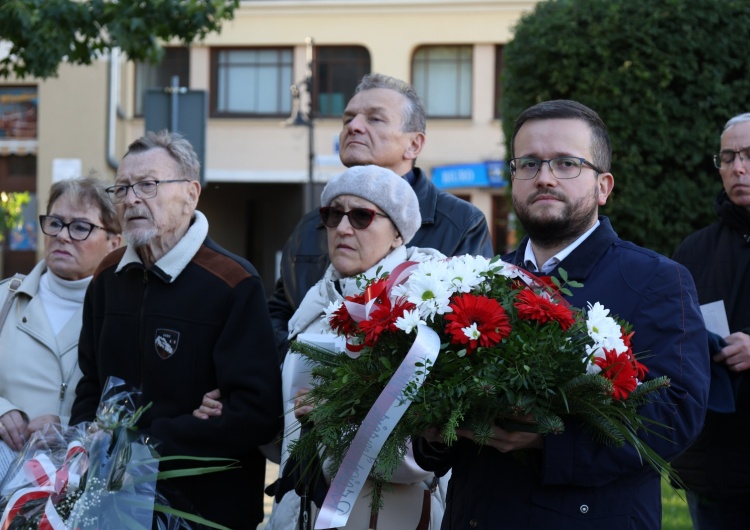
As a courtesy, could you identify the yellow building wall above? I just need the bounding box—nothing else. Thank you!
[0,0,538,279]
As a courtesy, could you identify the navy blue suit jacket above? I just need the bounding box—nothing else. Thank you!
[415,217,709,529]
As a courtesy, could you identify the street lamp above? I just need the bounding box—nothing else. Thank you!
[283,37,315,213]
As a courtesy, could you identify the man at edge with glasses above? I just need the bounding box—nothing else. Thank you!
[671,113,750,530]
[69,130,282,529]
[414,100,709,529]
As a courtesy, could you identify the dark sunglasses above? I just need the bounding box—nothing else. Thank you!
[319,206,389,229]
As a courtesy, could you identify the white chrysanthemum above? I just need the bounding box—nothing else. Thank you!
[416,258,455,283]
[396,274,454,321]
[445,255,490,293]
[585,358,603,375]
[462,322,481,341]
[395,309,426,335]
[585,302,627,353]
[492,260,525,280]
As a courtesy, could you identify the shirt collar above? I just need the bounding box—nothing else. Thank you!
[523,220,600,274]
[116,210,208,283]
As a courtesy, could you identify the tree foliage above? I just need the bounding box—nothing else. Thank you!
[0,0,239,79]
[501,0,750,256]
[0,191,29,244]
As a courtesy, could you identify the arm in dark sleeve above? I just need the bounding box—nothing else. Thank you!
[268,210,330,363]
[149,275,283,458]
[70,280,102,425]
[413,436,459,477]
[268,276,294,362]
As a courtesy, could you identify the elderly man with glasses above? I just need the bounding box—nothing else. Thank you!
[414,100,709,530]
[268,73,493,363]
[671,113,750,530]
[70,130,282,529]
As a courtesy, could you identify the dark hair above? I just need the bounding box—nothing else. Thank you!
[124,130,200,181]
[355,73,426,134]
[510,100,611,172]
[47,176,121,234]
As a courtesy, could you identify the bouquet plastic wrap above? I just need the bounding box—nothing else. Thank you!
[0,377,234,530]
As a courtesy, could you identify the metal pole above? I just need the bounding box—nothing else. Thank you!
[305,38,315,212]
[170,75,179,132]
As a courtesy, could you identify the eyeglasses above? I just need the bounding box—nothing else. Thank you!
[714,147,750,169]
[508,157,604,180]
[39,215,107,241]
[105,179,189,203]
[319,206,389,229]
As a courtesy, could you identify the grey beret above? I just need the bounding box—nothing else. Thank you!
[320,165,421,244]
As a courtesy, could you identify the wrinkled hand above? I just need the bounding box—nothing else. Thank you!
[0,410,29,451]
[456,415,543,453]
[715,332,750,372]
[193,389,222,420]
[25,414,61,437]
[293,388,314,419]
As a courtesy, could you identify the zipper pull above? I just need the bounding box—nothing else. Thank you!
[59,383,67,401]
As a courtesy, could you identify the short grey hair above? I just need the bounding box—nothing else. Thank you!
[355,73,426,134]
[723,113,750,134]
[123,130,200,182]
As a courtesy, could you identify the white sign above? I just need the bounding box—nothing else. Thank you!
[700,300,730,338]
[51,158,82,183]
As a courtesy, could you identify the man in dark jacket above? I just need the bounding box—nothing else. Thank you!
[414,100,709,529]
[71,131,282,529]
[672,112,750,529]
[268,73,494,359]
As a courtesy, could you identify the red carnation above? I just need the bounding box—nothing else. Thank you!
[445,293,511,355]
[594,349,639,400]
[513,289,575,330]
[359,297,414,346]
[329,303,358,336]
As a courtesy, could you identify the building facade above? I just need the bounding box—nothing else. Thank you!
[0,0,536,293]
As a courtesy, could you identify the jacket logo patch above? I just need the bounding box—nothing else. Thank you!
[154,329,180,359]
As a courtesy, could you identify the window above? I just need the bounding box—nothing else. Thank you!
[495,45,504,119]
[314,46,370,117]
[0,155,36,191]
[212,48,293,117]
[134,47,190,116]
[412,46,472,118]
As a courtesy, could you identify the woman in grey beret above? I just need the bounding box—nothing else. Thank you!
[194,164,447,528]
[270,164,447,530]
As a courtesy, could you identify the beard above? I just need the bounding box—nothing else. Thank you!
[122,207,158,247]
[124,226,157,247]
[513,186,599,249]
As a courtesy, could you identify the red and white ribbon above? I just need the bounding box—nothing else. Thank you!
[0,441,88,530]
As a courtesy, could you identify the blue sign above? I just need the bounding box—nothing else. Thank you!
[431,161,507,189]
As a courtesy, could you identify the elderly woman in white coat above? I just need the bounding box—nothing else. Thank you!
[0,177,121,466]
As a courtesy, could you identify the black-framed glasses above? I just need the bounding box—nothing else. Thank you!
[39,215,107,241]
[105,179,189,203]
[508,156,604,180]
[714,147,750,169]
[319,206,389,229]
